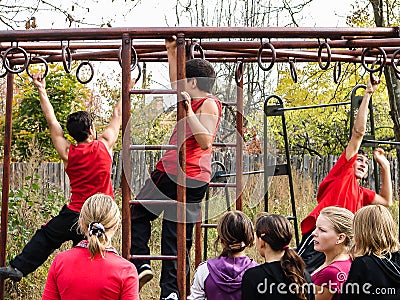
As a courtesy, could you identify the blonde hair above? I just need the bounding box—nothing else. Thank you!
[215,210,255,257]
[353,205,400,257]
[79,194,120,258]
[320,206,354,247]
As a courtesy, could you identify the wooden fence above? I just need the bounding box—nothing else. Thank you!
[1,151,399,199]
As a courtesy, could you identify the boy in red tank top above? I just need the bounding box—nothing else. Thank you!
[0,74,127,281]
[297,76,392,274]
[130,37,222,300]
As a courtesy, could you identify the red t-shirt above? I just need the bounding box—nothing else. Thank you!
[301,151,375,235]
[65,140,114,212]
[42,243,139,300]
[156,95,222,183]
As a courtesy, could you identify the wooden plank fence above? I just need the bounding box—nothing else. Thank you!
[1,151,399,199]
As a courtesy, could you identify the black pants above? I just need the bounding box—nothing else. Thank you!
[11,205,85,276]
[297,230,325,274]
[130,170,208,299]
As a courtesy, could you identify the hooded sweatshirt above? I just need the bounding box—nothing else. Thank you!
[187,256,257,300]
[340,252,400,300]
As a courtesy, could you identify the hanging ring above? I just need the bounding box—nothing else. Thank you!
[0,54,8,78]
[62,44,72,73]
[257,41,276,72]
[361,47,386,73]
[26,56,49,79]
[235,61,244,85]
[289,59,297,83]
[118,46,138,71]
[3,46,29,74]
[76,61,94,84]
[390,48,400,79]
[317,42,331,70]
[190,42,205,60]
[333,61,342,84]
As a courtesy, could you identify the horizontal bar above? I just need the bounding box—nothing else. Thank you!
[130,200,178,205]
[362,139,400,146]
[209,182,236,187]
[201,224,217,228]
[216,169,264,177]
[222,102,237,107]
[130,89,177,95]
[130,255,177,261]
[0,27,397,42]
[212,142,237,147]
[130,145,177,150]
[274,101,351,112]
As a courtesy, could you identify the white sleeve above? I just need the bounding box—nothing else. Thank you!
[187,262,209,300]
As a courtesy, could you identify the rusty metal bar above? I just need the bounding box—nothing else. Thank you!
[236,62,244,211]
[176,33,187,300]
[0,27,398,42]
[129,145,177,151]
[0,72,14,299]
[121,33,132,260]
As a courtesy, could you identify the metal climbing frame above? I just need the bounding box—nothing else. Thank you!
[1,27,400,299]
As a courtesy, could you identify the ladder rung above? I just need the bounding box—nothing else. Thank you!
[201,223,217,228]
[130,145,177,151]
[130,200,177,205]
[222,101,237,106]
[130,255,177,261]
[209,182,236,187]
[130,89,178,95]
[212,142,237,147]
[286,216,296,221]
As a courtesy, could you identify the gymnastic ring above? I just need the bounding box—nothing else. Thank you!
[235,61,243,85]
[62,45,72,73]
[132,63,142,83]
[289,59,297,83]
[26,56,49,79]
[190,42,205,60]
[0,56,8,78]
[317,42,331,70]
[118,46,138,71]
[257,42,276,72]
[361,47,386,73]
[369,59,383,84]
[333,61,342,84]
[390,48,400,78]
[3,46,29,74]
[76,61,94,84]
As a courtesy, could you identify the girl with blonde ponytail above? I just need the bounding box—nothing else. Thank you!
[42,194,139,300]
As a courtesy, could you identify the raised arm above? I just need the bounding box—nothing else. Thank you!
[345,77,379,160]
[33,74,69,163]
[165,36,177,90]
[181,92,219,150]
[98,97,122,152]
[371,147,393,207]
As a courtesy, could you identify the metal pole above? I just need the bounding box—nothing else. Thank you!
[176,33,187,300]
[0,72,14,300]
[121,33,132,260]
[236,62,244,211]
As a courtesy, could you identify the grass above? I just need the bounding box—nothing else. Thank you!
[2,167,399,299]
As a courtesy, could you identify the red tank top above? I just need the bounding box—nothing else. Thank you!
[156,95,222,183]
[65,140,114,212]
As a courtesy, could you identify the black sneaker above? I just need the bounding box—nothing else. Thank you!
[138,264,154,290]
[162,292,179,300]
[0,266,23,282]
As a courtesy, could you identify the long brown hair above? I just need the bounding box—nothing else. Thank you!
[256,214,307,300]
[214,210,255,257]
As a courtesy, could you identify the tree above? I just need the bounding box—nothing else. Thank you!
[12,65,89,161]
[0,0,141,29]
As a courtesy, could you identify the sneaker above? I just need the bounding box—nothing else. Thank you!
[0,266,23,282]
[138,264,154,290]
[162,292,179,300]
